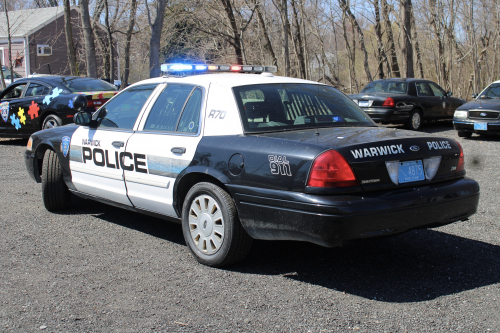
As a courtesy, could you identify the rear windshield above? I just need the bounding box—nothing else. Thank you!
[59,77,118,92]
[361,81,408,94]
[233,83,375,133]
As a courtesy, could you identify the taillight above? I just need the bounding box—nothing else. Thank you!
[381,97,395,107]
[307,150,359,188]
[86,99,94,108]
[456,140,465,172]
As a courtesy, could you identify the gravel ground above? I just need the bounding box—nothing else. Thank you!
[1,123,499,332]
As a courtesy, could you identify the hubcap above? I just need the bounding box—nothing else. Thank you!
[43,118,59,130]
[188,194,224,255]
[412,112,420,129]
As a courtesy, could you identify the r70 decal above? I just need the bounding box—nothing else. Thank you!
[208,109,226,119]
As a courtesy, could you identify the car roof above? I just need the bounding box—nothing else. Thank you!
[129,73,321,89]
[12,76,106,84]
[370,78,434,83]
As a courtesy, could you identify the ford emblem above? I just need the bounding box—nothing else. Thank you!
[480,112,487,116]
[409,145,420,152]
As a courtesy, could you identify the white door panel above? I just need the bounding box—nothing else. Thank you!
[70,171,131,206]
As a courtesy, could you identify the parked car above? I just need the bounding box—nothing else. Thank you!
[0,76,118,138]
[348,78,465,131]
[453,80,500,137]
[1,66,23,86]
[25,64,479,267]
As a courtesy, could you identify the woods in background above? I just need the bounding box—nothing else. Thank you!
[2,0,499,99]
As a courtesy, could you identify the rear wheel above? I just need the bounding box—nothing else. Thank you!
[406,109,422,131]
[42,150,70,211]
[42,114,62,130]
[457,130,472,138]
[181,182,253,267]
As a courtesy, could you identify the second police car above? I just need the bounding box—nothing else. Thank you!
[24,64,480,267]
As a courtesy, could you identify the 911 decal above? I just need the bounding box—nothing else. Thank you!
[269,155,292,176]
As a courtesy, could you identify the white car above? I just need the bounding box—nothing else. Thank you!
[24,64,480,267]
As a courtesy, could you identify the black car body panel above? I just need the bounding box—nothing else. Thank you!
[349,78,465,124]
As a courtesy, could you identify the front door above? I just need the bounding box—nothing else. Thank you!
[415,81,443,119]
[124,84,204,217]
[0,82,28,136]
[69,83,160,205]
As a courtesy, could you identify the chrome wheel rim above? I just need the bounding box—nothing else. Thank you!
[43,118,59,130]
[188,194,224,255]
[412,112,420,129]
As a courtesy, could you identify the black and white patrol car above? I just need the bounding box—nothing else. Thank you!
[24,64,480,267]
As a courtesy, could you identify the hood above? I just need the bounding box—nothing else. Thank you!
[457,98,500,111]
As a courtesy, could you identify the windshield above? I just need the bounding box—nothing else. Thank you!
[59,77,118,92]
[2,68,22,79]
[478,83,500,99]
[233,83,375,133]
[361,81,407,94]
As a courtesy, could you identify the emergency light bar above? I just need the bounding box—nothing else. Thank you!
[161,63,277,74]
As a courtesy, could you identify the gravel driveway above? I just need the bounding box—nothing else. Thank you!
[1,123,499,332]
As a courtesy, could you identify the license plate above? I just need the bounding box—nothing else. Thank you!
[474,122,487,130]
[358,101,369,107]
[398,160,425,184]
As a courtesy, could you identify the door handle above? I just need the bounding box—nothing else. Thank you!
[112,141,124,148]
[171,147,186,154]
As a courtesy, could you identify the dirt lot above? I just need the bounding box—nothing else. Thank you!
[1,123,499,332]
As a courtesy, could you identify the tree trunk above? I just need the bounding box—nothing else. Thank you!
[123,0,137,86]
[280,0,290,76]
[148,0,167,78]
[401,0,414,77]
[0,53,5,90]
[255,2,277,67]
[410,7,424,78]
[342,12,357,93]
[429,0,447,86]
[80,0,97,78]
[381,0,400,77]
[104,0,114,80]
[219,0,243,65]
[373,0,385,79]
[290,0,306,79]
[63,0,78,75]
[339,0,372,82]
[3,0,14,80]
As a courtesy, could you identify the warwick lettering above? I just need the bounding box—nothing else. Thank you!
[351,144,405,159]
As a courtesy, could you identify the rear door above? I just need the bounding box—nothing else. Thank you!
[69,83,160,206]
[124,84,205,217]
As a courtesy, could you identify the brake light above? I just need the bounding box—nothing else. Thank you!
[307,150,359,188]
[456,140,465,172]
[86,99,94,108]
[381,97,395,107]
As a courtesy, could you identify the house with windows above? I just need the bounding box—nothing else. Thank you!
[0,6,118,80]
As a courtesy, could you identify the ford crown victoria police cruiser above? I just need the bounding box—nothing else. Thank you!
[24,64,480,267]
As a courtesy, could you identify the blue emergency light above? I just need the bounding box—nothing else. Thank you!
[161,63,277,75]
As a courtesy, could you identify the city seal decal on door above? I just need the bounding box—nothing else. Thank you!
[61,136,71,157]
[0,102,9,122]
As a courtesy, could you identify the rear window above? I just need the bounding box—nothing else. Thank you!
[361,81,408,94]
[233,83,375,133]
[59,77,118,92]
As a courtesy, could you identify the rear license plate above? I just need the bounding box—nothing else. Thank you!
[358,101,369,107]
[474,122,487,130]
[398,160,425,184]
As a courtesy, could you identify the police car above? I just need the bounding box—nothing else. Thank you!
[24,64,480,267]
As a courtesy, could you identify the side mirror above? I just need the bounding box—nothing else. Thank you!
[472,93,478,99]
[74,111,97,128]
[447,91,452,96]
[71,95,88,112]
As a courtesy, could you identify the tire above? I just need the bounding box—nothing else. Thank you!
[457,130,472,138]
[41,150,70,211]
[181,182,253,267]
[406,109,422,131]
[42,114,62,130]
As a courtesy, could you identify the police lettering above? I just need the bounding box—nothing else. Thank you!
[427,141,451,150]
[350,144,405,159]
[82,147,147,173]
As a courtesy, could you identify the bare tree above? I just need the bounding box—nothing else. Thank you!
[381,0,400,77]
[63,0,78,75]
[146,0,167,78]
[401,0,414,77]
[123,0,138,86]
[80,0,97,77]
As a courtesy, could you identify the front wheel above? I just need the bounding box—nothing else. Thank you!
[181,182,253,267]
[406,109,422,131]
[42,150,70,211]
[42,114,62,130]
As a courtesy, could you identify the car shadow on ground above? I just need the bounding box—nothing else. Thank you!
[463,134,500,142]
[0,138,28,146]
[60,196,500,304]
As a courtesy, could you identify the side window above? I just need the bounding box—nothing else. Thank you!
[2,83,27,99]
[25,83,51,97]
[416,82,433,97]
[177,88,202,133]
[97,84,158,129]
[144,84,193,132]
[428,82,445,97]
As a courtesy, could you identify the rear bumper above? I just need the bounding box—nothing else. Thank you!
[362,107,410,123]
[227,177,480,247]
[453,120,500,134]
